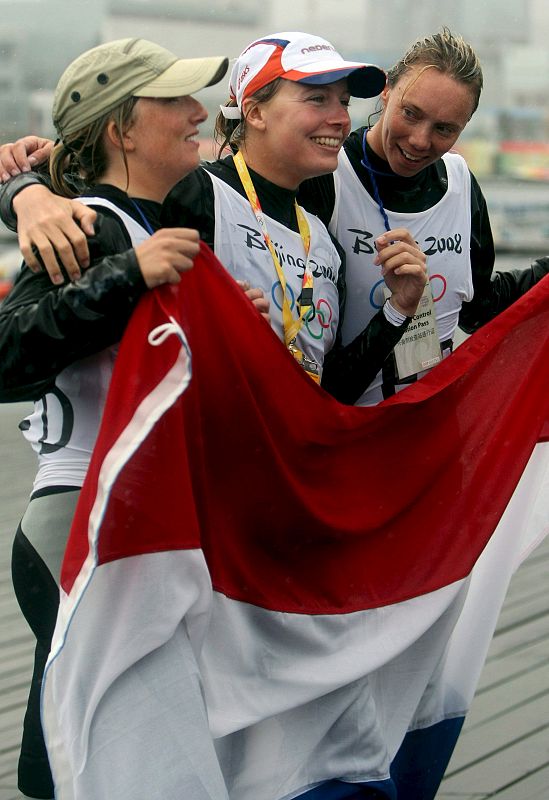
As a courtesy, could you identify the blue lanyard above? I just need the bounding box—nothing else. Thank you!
[129,198,155,235]
[360,129,391,234]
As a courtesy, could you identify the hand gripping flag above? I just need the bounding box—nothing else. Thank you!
[42,243,549,800]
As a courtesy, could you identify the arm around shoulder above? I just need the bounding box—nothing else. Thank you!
[0,171,48,231]
[0,170,96,282]
[0,213,147,402]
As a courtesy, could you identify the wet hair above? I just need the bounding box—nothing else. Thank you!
[387,27,483,115]
[214,78,283,159]
[49,97,138,197]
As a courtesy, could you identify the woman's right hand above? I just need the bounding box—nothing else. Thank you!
[135,228,201,288]
[374,228,428,318]
[0,136,54,181]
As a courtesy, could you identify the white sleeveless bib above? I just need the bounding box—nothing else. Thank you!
[210,173,341,374]
[330,150,473,404]
[22,198,149,492]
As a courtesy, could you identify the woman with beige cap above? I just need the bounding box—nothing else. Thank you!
[0,37,228,800]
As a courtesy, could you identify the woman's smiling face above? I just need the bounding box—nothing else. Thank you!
[128,95,208,186]
[372,65,476,177]
[242,78,352,189]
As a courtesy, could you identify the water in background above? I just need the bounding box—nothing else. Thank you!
[482,178,549,253]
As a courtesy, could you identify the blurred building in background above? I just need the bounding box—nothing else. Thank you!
[0,1,106,138]
[0,0,549,178]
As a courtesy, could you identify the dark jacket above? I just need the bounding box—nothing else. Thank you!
[0,185,153,402]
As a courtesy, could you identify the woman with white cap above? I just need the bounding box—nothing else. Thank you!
[0,31,427,397]
[163,31,427,388]
[0,37,228,800]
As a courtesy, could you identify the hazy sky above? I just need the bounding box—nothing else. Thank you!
[0,0,545,142]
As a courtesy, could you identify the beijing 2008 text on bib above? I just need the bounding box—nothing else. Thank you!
[384,282,442,380]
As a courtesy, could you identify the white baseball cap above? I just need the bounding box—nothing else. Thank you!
[226,31,386,114]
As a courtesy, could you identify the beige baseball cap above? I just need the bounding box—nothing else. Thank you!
[53,38,229,137]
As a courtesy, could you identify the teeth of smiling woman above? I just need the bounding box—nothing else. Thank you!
[401,148,421,162]
[312,136,340,147]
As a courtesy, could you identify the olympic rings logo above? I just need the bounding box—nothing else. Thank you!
[369,273,448,309]
[429,274,447,302]
[370,279,386,310]
[271,282,333,339]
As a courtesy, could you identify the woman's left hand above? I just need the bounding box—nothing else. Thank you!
[374,228,427,317]
[0,136,54,181]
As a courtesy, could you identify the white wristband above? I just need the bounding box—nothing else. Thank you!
[383,299,408,327]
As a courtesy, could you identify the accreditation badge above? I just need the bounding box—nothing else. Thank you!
[384,282,442,380]
[288,341,321,384]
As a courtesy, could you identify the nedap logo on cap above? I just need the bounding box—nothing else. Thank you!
[300,44,336,54]
[238,65,250,90]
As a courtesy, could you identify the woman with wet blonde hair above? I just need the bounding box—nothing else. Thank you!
[299,27,549,404]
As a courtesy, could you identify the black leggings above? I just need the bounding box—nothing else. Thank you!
[12,526,59,798]
[11,487,80,799]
